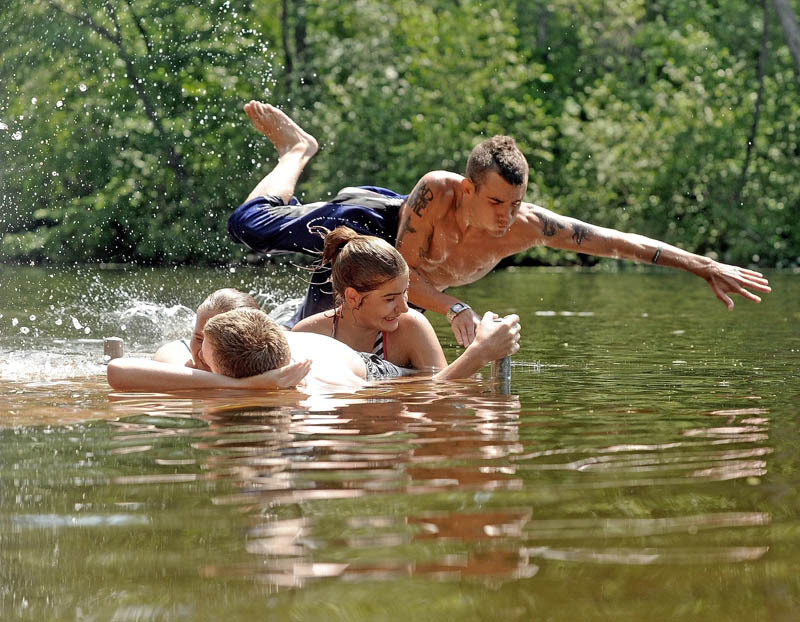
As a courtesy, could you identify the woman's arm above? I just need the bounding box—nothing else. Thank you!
[433,312,520,381]
[402,311,448,370]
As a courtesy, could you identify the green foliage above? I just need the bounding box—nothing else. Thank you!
[1,0,798,266]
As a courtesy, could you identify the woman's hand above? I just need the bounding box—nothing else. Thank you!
[469,311,521,360]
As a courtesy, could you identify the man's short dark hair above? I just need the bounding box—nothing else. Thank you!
[465,135,528,188]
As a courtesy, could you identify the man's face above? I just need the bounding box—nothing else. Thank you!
[469,171,526,237]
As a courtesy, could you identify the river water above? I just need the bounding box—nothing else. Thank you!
[1,264,798,621]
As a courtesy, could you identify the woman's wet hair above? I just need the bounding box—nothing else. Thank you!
[197,288,259,316]
[319,226,408,300]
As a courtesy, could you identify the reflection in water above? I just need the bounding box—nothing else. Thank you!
[97,379,772,590]
[102,384,537,586]
[3,269,797,619]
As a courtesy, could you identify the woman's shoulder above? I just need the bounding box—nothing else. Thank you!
[153,339,193,366]
[396,308,437,337]
[292,311,335,335]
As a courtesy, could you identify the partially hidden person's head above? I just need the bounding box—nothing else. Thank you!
[462,135,528,237]
[320,226,409,331]
[192,288,260,371]
[201,307,291,378]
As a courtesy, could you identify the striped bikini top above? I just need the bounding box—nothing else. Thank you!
[332,309,388,360]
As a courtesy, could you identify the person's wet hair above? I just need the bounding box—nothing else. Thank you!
[318,226,408,303]
[466,135,529,188]
[203,308,290,378]
[197,288,259,316]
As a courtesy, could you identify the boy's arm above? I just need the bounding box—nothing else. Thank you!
[107,358,311,392]
[396,174,481,346]
[517,204,771,308]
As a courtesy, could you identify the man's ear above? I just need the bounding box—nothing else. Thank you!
[461,177,475,196]
[344,287,361,309]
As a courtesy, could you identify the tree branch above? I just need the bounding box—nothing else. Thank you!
[281,0,294,94]
[122,0,154,56]
[48,0,190,201]
[45,0,120,46]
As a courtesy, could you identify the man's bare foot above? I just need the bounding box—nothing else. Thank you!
[244,100,318,160]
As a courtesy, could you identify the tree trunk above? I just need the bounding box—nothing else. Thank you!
[281,0,293,86]
[773,0,800,80]
[736,0,770,207]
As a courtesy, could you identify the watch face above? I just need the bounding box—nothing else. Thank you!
[447,303,470,322]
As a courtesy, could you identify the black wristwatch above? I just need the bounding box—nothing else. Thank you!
[446,302,471,323]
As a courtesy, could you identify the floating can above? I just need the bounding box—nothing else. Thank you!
[103,337,124,360]
[491,318,512,394]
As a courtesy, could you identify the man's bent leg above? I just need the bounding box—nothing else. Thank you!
[228,188,404,257]
[243,101,318,204]
[229,187,406,324]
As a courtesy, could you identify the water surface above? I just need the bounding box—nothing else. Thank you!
[1,265,798,621]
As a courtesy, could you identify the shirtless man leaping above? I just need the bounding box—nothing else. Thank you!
[228,102,772,346]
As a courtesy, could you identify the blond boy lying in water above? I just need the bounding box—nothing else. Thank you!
[108,307,362,393]
[107,295,520,393]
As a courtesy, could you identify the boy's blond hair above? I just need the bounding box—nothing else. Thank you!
[203,308,291,378]
[197,288,259,316]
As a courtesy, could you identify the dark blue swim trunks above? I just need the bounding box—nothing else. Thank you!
[228,186,405,326]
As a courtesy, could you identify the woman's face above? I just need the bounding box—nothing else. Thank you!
[352,272,410,332]
[190,309,215,371]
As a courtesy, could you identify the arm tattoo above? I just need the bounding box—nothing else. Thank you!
[396,220,417,248]
[571,224,592,246]
[408,182,434,217]
[540,214,565,237]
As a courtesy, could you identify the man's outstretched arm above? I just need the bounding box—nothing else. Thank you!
[517,204,771,308]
